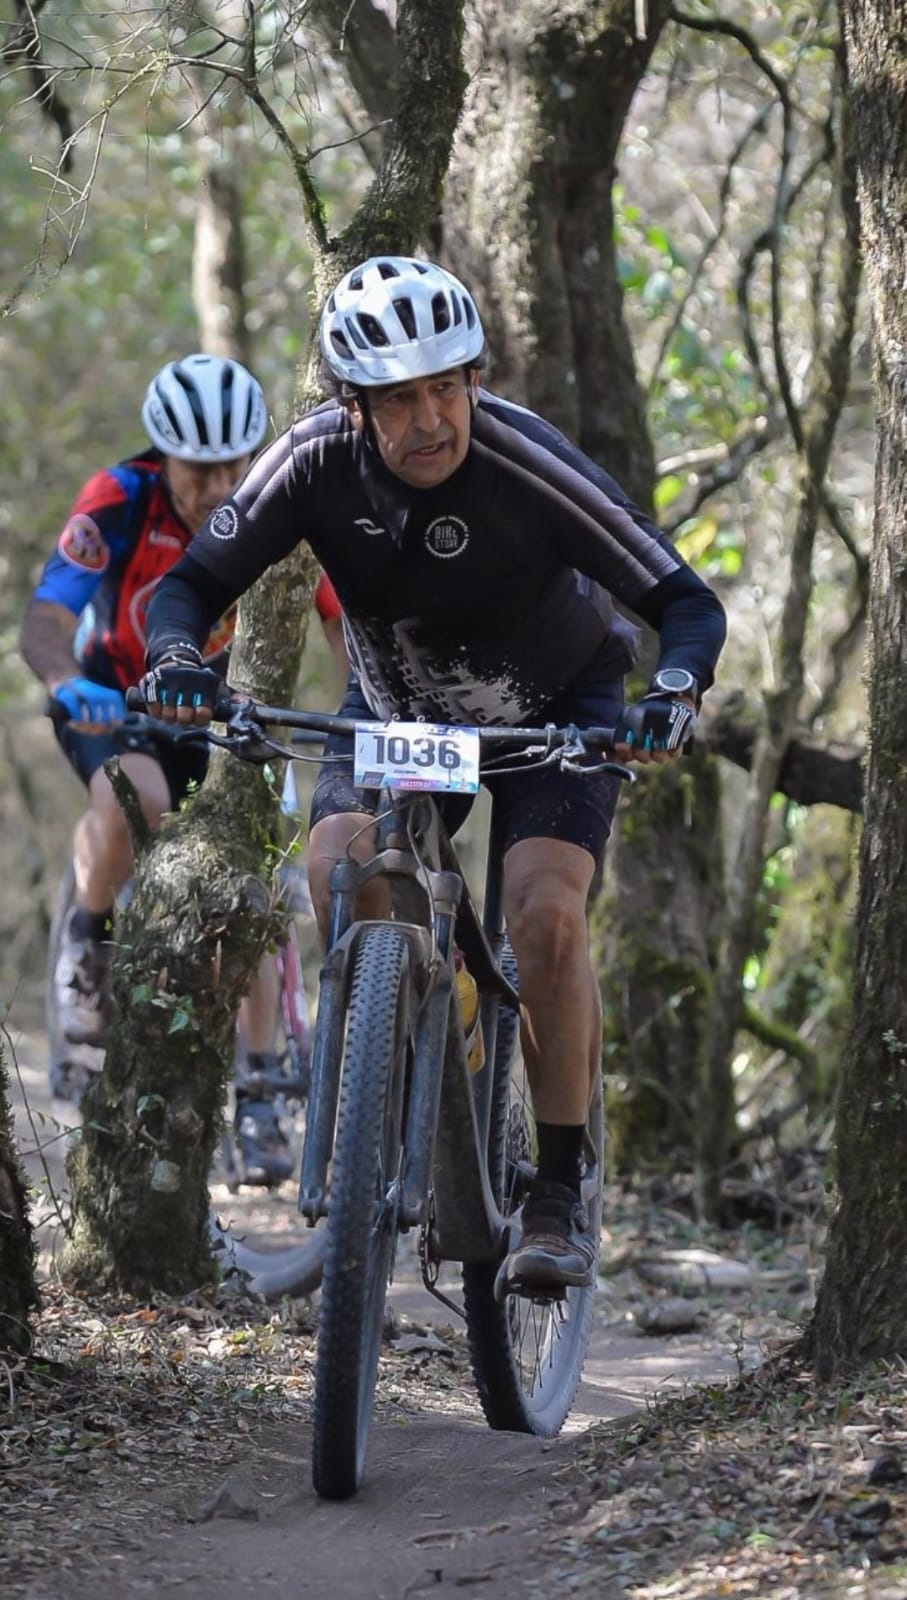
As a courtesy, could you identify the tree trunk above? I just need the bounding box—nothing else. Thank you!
[444,1,730,1173]
[805,0,907,1375]
[445,0,669,500]
[192,147,250,363]
[0,1040,39,1352]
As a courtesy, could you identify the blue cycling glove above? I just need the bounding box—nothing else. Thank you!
[51,676,126,725]
[616,693,696,753]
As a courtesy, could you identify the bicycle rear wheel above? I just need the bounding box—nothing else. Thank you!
[312,923,412,1500]
[463,989,604,1436]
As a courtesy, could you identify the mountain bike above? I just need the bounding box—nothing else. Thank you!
[127,691,633,1500]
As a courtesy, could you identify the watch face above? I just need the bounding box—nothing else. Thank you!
[655,668,695,693]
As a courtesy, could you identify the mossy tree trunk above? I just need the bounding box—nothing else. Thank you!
[0,1040,39,1353]
[64,0,469,1297]
[805,0,907,1375]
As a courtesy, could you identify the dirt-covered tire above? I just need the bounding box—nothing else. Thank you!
[312,924,413,1500]
[463,953,604,1436]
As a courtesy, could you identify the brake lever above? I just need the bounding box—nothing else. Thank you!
[572,758,636,782]
[559,729,635,783]
[209,703,302,765]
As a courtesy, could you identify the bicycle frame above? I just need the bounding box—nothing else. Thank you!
[299,788,520,1265]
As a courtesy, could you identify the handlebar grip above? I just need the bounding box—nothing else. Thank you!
[124,683,237,720]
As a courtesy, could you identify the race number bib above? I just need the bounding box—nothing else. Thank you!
[354,721,480,793]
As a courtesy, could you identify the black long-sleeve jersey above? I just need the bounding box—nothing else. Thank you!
[147,390,726,726]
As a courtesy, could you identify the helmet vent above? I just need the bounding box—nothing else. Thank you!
[356,312,390,348]
[172,365,210,447]
[344,316,369,350]
[392,297,418,339]
[430,292,451,334]
[377,260,401,279]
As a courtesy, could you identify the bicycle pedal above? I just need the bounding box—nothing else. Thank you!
[493,1257,568,1305]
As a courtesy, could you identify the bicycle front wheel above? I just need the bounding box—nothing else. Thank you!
[463,996,604,1436]
[312,923,412,1500]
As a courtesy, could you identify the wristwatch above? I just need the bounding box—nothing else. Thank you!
[648,667,700,702]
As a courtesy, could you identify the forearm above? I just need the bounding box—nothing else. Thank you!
[633,570,727,691]
[20,599,79,692]
[145,555,234,667]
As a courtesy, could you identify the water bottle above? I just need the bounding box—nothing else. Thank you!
[454,952,485,1073]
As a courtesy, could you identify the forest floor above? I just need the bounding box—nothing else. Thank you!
[5,1023,907,1600]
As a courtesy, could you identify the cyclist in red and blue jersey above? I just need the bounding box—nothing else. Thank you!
[20,353,329,1184]
[141,259,728,1288]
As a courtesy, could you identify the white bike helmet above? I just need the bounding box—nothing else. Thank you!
[320,257,485,388]
[141,354,268,463]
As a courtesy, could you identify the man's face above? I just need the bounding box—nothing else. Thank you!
[164,455,252,534]
[350,367,479,488]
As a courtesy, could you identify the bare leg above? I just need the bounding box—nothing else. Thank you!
[74,753,171,911]
[500,837,603,1290]
[238,953,281,1054]
[307,811,391,947]
[502,837,599,1125]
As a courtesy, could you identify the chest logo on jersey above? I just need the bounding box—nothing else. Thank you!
[209,505,239,541]
[424,515,469,559]
[58,515,109,573]
[354,517,386,537]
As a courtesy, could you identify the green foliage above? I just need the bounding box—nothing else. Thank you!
[0,6,370,638]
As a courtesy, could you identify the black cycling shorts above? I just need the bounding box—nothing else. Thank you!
[55,717,209,808]
[310,660,627,869]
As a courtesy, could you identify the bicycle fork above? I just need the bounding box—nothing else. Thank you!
[297,852,459,1227]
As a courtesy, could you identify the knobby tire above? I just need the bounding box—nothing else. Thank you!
[312,924,412,1500]
[463,957,604,1435]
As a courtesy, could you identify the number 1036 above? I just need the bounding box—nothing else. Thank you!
[369,733,462,770]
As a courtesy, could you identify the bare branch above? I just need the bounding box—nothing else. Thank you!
[2,0,75,172]
[659,415,783,536]
[310,0,397,128]
[698,690,864,814]
[644,100,772,402]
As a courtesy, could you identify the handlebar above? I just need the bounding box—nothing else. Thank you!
[123,687,629,778]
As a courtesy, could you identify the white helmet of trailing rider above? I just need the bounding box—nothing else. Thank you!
[141,353,268,463]
[320,256,485,388]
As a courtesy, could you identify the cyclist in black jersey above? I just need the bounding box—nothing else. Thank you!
[141,256,727,1290]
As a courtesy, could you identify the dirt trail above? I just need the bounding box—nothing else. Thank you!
[7,1021,747,1600]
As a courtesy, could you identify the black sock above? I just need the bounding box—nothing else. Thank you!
[535,1122,585,1197]
[71,907,114,942]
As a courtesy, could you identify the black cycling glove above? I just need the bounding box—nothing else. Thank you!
[616,693,697,753]
[138,645,224,714]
